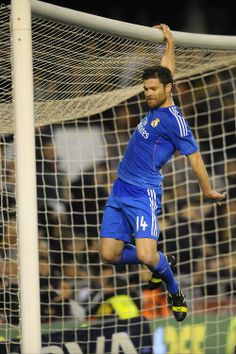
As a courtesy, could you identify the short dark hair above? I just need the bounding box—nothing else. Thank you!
[142,65,173,85]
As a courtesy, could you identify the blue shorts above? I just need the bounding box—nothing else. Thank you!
[100,178,162,242]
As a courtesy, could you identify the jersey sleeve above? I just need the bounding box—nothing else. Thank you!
[162,107,199,155]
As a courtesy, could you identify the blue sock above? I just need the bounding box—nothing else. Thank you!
[116,243,140,265]
[152,252,179,295]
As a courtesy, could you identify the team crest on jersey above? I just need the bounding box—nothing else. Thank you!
[151,118,160,128]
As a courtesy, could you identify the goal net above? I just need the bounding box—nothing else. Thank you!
[0,1,235,353]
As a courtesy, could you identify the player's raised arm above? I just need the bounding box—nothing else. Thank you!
[153,24,175,75]
[187,150,226,202]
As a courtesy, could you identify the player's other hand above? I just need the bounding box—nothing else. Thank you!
[204,190,227,205]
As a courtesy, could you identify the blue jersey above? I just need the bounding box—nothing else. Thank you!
[117,105,199,188]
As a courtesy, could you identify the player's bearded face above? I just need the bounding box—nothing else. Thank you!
[144,78,169,108]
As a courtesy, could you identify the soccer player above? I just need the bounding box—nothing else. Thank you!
[99,24,226,322]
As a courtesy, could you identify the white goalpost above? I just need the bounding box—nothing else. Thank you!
[11,1,41,353]
[0,0,235,353]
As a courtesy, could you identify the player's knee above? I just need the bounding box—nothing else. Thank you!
[137,249,156,268]
[99,248,120,264]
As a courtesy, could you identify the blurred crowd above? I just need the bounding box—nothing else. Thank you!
[0,66,235,327]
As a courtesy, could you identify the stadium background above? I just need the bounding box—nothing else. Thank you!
[0,1,235,353]
[41,0,235,35]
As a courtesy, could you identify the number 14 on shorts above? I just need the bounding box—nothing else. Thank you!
[136,215,148,231]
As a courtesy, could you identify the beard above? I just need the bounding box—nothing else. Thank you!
[147,95,167,108]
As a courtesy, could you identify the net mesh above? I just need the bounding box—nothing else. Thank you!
[1,5,236,132]
[0,3,236,353]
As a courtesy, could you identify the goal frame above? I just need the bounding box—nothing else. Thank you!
[10,1,236,353]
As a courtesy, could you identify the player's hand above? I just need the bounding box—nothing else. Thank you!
[153,24,174,43]
[204,191,227,205]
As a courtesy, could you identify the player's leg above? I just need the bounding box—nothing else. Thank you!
[100,230,141,265]
[100,237,141,265]
[99,180,140,265]
[99,237,125,264]
[149,250,187,322]
[135,239,187,322]
[147,254,176,290]
[132,187,187,322]
[135,238,178,294]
